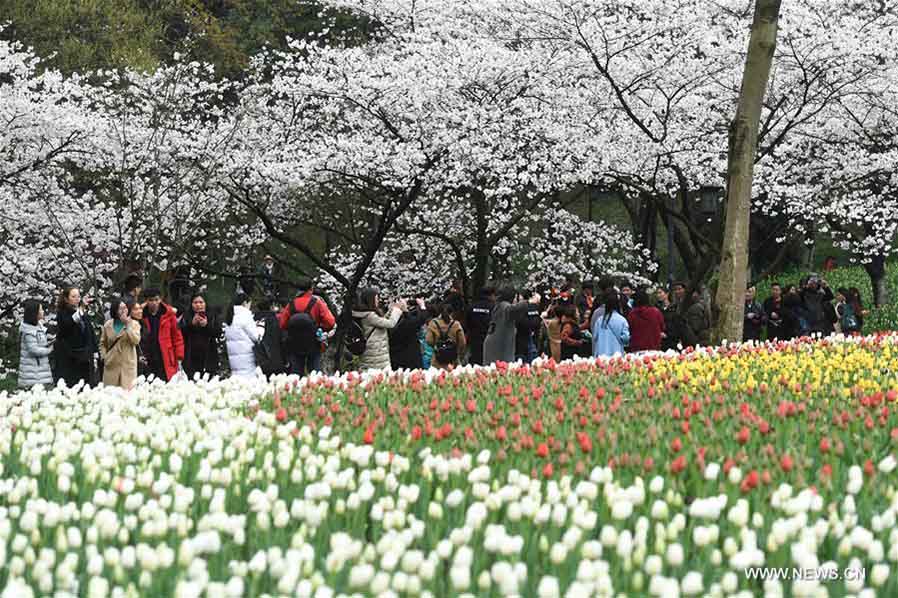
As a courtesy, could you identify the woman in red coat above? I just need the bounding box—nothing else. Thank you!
[627,290,666,352]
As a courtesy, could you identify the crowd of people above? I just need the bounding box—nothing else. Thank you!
[16,270,868,391]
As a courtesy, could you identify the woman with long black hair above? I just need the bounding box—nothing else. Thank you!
[18,299,54,389]
[224,292,262,378]
[351,287,405,371]
[426,302,467,369]
[591,291,630,357]
[54,286,97,387]
[179,293,222,379]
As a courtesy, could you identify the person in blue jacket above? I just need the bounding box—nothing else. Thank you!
[592,291,630,357]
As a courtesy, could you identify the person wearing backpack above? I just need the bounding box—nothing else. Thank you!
[278,278,335,377]
[835,287,861,335]
[426,303,467,370]
[350,287,405,371]
[18,299,54,389]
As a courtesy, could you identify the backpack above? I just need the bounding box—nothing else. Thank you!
[286,297,320,355]
[345,316,375,357]
[840,303,860,333]
[254,315,286,376]
[433,319,459,364]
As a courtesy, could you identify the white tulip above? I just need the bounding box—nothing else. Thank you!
[666,542,684,567]
[871,563,890,587]
[537,576,560,598]
[681,571,703,595]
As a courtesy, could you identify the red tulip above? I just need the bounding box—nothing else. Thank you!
[670,455,687,474]
[865,459,875,477]
[736,427,750,445]
[536,443,549,458]
[780,454,793,473]
[465,399,477,413]
[577,433,592,454]
[275,408,287,423]
[496,426,508,442]
[671,437,682,453]
[363,427,375,445]
[740,470,760,493]
[411,426,422,441]
[542,462,554,478]
[819,438,830,453]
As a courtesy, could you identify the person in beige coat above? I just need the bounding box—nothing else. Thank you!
[426,304,467,370]
[100,298,142,389]
[351,287,405,371]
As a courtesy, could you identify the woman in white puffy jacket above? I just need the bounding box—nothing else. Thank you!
[224,292,263,378]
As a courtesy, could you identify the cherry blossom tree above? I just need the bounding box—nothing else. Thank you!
[220,18,638,315]
[82,57,256,291]
[0,36,114,318]
[316,200,656,300]
[329,0,898,297]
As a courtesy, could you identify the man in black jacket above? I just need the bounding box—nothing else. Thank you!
[763,282,785,340]
[514,298,542,364]
[465,285,495,366]
[742,286,766,342]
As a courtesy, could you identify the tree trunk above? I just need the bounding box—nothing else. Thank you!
[713,0,782,345]
[469,190,491,300]
[865,255,889,307]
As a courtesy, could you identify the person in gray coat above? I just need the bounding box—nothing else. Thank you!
[18,299,54,389]
[483,285,541,365]
[351,287,406,371]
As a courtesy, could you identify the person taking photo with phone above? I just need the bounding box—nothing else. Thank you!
[54,286,98,388]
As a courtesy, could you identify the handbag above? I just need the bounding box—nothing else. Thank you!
[171,362,188,383]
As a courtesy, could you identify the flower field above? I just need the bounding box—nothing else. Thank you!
[4,337,898,596]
